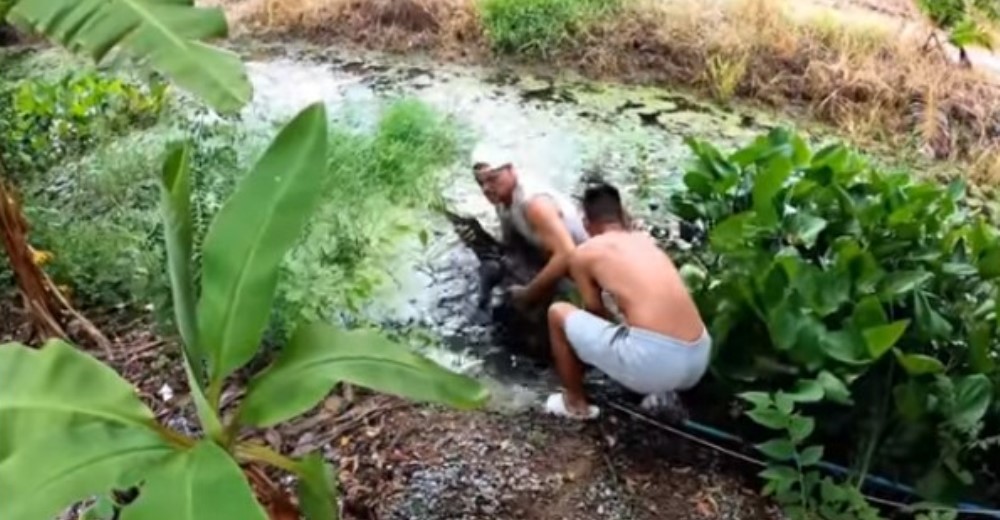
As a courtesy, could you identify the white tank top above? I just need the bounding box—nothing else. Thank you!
[496,178,589,249]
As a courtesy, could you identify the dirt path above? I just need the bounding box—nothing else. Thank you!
[321,396,780,520]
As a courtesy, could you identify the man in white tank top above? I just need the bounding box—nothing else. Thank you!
[471,143,589,309]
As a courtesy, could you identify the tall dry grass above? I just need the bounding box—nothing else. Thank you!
[581,0,1000,179]
[222,0,482,56]
[221,0,1000,180]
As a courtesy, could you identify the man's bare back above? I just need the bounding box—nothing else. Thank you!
[571,230,704,343]
[544,182,711,420]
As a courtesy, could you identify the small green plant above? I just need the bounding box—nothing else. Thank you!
[668,128,1000,512]
[271,98,461,328]
[478,0,618,57]
[917,0,998,66]
[0,104,488,520]
[705,50,749,103]
[0,72,167,175]
[9,98,457,323]
[741,389,883,520]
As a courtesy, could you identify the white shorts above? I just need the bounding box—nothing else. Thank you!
[564,310,711,395]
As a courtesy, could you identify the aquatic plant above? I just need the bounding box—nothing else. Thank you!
[276,98,461,328]
[669,128,1000,514]
[0,104,488,520]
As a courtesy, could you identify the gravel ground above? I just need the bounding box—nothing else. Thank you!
[324,398,781,520]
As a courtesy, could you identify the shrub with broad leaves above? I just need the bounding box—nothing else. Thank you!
[669,128,999,514]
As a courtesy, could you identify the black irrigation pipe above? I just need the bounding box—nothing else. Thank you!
[603,399,1000,518]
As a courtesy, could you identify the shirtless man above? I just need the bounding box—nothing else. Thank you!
[544,183,712,419]
[471,143,589,309]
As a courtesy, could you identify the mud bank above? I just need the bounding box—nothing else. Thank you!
[214,0,1000,180]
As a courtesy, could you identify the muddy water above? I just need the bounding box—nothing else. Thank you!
[240,44,776,409]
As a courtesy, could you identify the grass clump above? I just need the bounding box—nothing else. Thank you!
[478,0,618,57]
[231,0,479,54]
[705,50,749,103]
[275,99,460,328]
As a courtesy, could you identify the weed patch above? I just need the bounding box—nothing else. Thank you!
[705,50,749,103]
[477,0,618,57]
[0,69,167,177]
[12,94,460,336]
[275,99,460,330]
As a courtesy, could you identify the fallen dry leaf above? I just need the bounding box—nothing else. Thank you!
[324,395,346,414]
[692,491,719,518]
[265,429,283,450]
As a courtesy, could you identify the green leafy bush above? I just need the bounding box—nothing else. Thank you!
[668,129,1000,511]
[14,98,457,327]
[0,104,488,520]
[478,0,618,57]
[0,71,167,175]
[739,390,883,520]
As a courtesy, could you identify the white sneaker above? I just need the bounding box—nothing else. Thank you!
[544,392,600,420]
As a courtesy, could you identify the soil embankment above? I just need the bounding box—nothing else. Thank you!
[211,0,1000,181]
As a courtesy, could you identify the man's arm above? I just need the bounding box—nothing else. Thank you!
[568,246,612,320]
[519,196,577,303]
[499,209,516,246]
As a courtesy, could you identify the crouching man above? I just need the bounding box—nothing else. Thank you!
[544,183,712,419]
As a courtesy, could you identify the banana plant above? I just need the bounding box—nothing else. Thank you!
[0,103,489,520]
[917,0,998,67]
[4,0,251,113]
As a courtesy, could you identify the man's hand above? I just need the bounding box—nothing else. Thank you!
[509,284,532,311]
[520,196,578,305]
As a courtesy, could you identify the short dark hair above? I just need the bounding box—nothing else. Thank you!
[582,182,624,224]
